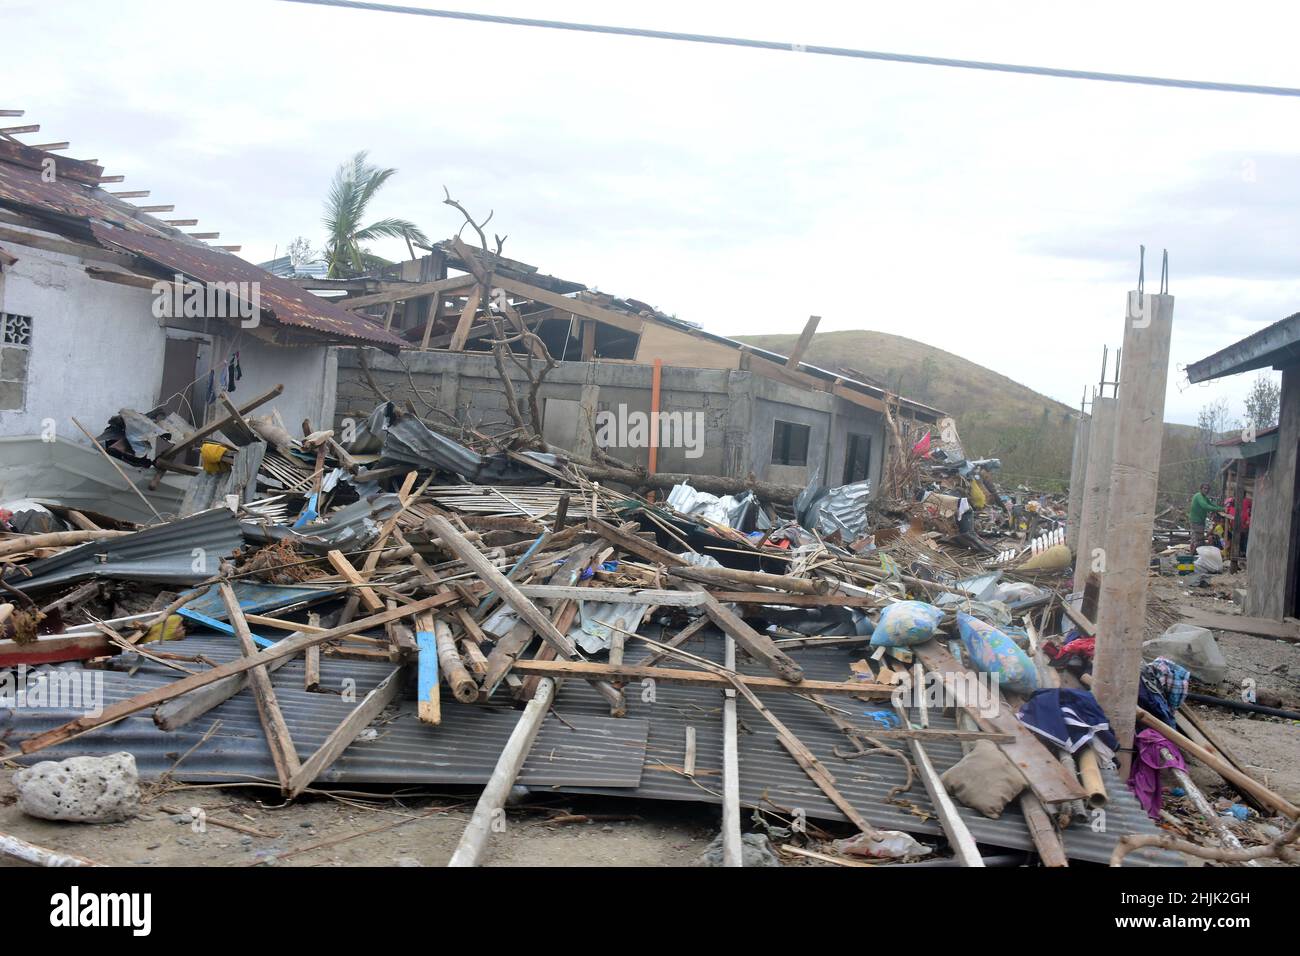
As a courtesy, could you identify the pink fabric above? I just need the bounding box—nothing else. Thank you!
[1128,728,1185,819]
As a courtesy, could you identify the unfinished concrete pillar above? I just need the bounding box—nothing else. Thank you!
[1093,292,1174,769]
[1065,410,1092,556]
[1072,396,1117,594]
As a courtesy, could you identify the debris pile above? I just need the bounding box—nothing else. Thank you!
[1,390,1294,869]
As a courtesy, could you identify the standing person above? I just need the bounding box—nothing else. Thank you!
[1188,483,1225,550]
[1240,493,1253,555]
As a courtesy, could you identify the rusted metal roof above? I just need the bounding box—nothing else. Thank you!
[0,157,168,235]
[90,223,408,350]
[0,144,406,350]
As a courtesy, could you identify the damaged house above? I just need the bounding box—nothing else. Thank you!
[0,137,406,520]
[310,240,947,498]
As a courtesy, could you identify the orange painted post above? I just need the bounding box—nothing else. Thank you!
[649,357,662,474]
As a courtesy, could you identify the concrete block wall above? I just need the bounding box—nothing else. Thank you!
[334,347,884,488]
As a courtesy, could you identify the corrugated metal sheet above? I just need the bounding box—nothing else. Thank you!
[0,158,169,236]
[90,223,407,350]
[555,633,1180,866]
[1,630,1174,864]
[4,507,243,592]
[1,634,648,790]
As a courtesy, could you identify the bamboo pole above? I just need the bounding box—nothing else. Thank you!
[447,677,556,867]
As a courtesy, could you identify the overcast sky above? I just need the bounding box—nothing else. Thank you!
[5,0,1297,425]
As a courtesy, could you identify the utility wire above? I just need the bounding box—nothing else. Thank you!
[275,0,1300,98]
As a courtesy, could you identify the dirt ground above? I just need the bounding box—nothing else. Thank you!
[1148,570,1300,808]
[0,780,722,867]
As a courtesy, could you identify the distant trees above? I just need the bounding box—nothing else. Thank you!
[1244,372,1281,430]
[286,236,318,268]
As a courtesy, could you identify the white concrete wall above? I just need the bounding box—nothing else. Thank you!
[0,242,166,439]
[209,335,337,434]
[0,240,337,444]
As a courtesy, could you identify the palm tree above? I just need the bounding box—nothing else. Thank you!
[322,151,428,278]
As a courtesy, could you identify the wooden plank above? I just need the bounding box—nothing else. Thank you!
[509,659,891,695]
[220,583,300,791]
[327,549,384,613]
[154,651,294,732]
[426,514,625,715]
[784,315,821,368]
[287,665,406,797]
[20,592,460,755]
[1179,609,1300,643]
[913,641,1087,805]
[447,677,557,867]
[1018,792,1069,867]
[721,636,742,867]
[343,273,476,310]
[891,697,983,866]
[0,634,115,666]
[417,625,440,724]
[447,286,483,352]
[700,593,804,683]
[516,585,706,606]
[492,275,644,335]
[710,591,880,608]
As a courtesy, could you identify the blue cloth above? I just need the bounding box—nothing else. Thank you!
[1017,688,1118,758]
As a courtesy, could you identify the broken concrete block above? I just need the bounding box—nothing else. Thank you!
[12,752,139,823]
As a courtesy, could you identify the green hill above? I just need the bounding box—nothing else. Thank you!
[736,330,1199,494]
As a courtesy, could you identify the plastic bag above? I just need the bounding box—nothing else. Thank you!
[1143,623,1228,684]
[957,612,1039,695]
[870,601,944,648]
[1194,546,1224,574]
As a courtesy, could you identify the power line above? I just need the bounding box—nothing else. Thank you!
[275,0,1300,98]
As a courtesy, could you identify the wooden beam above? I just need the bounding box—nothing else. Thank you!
[153,650,294,731]
[344,273,476,311]
[447,677,556,867]
[510,659,889,695]
[492,275,644,335]
[220,584,301,791]
[287,665,406,797]
[784,314,821,368]
[447,286,483,352]
[426,514,625,715]
[516,585,706,606]
[914,641,1087,805]
[19,592,460,755]
[892,696,984,866]
[721,635,742,866]
[0,224,136,269]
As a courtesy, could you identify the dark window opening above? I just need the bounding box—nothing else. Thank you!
[843,432,872,484]
[772,420,810,467]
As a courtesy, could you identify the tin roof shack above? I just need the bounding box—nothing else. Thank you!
[320,240,946,498]
[1211,424,1276,573]
[0,131,405,485]
[1187,311,1300,619]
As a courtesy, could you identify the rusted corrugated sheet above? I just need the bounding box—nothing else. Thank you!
[90,223,407,350]
[0,159,166,235]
